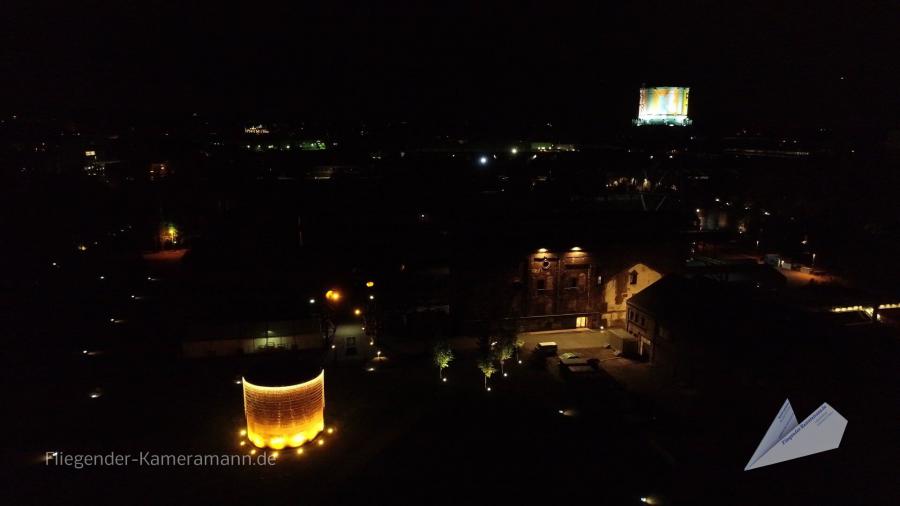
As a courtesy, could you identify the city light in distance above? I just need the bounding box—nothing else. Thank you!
[309,298,316,304]
[479,156,488,165]
[537,248,548,253]
[510,147,518,155]
[325,290,341,302]
[571,246,582,251]
[354,308,362,316]
[366,281,375,288]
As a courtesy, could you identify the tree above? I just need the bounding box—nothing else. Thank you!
[477,355,497,390]
[432,342,454,380]
[496,339,514,375]
[514,338,525,362]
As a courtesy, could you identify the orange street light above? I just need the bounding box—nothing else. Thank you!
[365,281,375,288]
[325,290,341,302]
[353,308,362,316]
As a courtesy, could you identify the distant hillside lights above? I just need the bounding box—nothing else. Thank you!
[243,139,327,152]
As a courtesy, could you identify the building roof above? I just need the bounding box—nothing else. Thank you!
[626,275,699,321]
[627,274,799,341]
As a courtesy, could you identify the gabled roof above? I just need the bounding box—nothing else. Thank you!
[626,275,698,321]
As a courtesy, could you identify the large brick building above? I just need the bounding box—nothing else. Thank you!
[521,248,601,331]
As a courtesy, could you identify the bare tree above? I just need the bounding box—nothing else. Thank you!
[432,341,454,381]
[477,355,497,390]
[496,339,514,376]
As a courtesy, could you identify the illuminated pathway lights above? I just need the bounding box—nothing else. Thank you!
[242,369,325,450]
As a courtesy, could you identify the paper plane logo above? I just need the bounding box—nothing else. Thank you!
[744,399,847,471]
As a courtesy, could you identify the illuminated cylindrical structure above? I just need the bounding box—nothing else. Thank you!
[242,366,325,449]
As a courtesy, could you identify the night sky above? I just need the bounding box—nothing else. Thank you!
[3,1,897,129]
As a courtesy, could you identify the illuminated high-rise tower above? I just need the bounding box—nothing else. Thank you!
[634,86,692,126]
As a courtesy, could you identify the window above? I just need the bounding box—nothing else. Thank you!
[639,316,645,326]
[629,271,638,285]
[576,316,587,328]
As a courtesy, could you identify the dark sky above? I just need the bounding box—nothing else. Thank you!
[2,1,898,129]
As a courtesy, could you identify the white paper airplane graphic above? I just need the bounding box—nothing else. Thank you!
[744,399,847,470]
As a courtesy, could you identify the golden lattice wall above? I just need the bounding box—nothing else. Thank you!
[242,370,325,449]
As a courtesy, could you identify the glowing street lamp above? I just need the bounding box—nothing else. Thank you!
[365,281,375,288]
[479,156,488,165]
[325,290,341,302]
[354,308,362,316]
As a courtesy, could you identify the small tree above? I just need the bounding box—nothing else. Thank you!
[432,342,454,380]
[514,338,525,362]
[497,340,514,375]
[477,356,498,390]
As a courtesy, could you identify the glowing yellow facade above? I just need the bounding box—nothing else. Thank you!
[242,370,325,449]
[636,87,691,126]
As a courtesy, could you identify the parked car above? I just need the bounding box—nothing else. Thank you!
[558,353,589,366]
[534,342,558,355]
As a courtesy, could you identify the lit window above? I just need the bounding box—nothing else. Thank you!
[629,271,638,285]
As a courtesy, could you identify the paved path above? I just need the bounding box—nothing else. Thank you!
[517,328,610,352]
